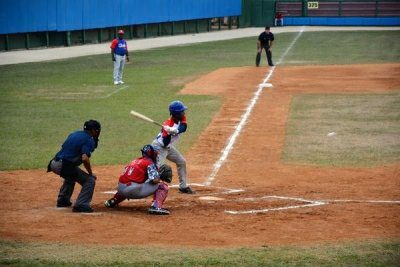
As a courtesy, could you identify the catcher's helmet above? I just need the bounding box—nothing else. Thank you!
[141,144,158,162]
[169,101,187,117]
[83,120,101,132]
[117,29,125,35]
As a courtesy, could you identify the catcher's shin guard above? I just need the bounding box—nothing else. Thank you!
[152,183,169,208]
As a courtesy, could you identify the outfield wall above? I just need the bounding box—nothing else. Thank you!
[0,0,241,34]
[0,0,241,51]
[283,17,400,26]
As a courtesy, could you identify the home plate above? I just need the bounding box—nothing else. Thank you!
[199,196,224,201]
[260,83,273,88]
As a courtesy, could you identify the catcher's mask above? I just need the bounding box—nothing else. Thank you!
[141,144,158,163]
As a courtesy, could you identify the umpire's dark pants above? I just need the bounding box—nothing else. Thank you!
[264,46,274,66]
[50,160,96,208]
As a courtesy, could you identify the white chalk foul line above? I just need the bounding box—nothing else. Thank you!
[225,195,326,215]
[100,85,129,99]
[204,27,305,186]
[224,195,400,215]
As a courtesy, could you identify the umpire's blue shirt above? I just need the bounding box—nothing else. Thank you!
[55,130,96,164]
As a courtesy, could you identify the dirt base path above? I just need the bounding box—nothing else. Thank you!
[0,64,399,247]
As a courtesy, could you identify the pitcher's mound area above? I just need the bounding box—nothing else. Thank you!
[0,64,399,247]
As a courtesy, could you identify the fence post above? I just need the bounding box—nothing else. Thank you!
[144,24,147,38]
[195,20,199,33]
[218,17,222,30]
[207,19,211,32]
[46,31,50,47]
[82,30,86,44]
[171,22,175,35]
[98,29,102,43]
[183,20,187,33]
[157,23,161,36]
[237,16,240,28]
[302,0,307,17]
[338,1,342,16]
[66,31,71,46]
[25,33,30,49]
[5,34,9,51]
[375,0,379,17]
[228,17,232,29]
[130,25,134,39]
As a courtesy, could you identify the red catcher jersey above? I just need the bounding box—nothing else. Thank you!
[119,157,154,184]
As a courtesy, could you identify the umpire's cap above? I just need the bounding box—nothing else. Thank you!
[84,120,101,132]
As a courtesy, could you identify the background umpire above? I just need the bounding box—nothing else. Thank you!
[256,26,275,67]
[47,120,101,213]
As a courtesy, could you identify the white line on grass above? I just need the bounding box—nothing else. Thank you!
[100,85,129,99]
[204,26,306,186]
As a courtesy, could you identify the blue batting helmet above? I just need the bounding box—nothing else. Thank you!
[169,101,187,116]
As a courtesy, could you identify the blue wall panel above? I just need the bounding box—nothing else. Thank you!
[284,17,400,26]
[0,0,242,34]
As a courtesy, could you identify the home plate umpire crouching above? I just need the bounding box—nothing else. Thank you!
[47,120,101,213]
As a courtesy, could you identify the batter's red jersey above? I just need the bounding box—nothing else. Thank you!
[119,157,154,184]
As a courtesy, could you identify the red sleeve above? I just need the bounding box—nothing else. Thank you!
[110,39,118,49]
[180,115,187,124]
[161,118,174,137]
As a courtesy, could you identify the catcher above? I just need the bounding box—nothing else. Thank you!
[104,144,173,215]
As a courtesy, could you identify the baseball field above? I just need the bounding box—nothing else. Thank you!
[0,29,400,265]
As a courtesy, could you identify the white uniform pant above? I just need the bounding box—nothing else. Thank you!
[152,141,188,189]
[117,181,158,199]
[113,54,126,82]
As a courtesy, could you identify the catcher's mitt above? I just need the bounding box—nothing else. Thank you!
[159,164,173,183]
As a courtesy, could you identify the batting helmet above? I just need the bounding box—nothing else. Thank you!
[141,144,158,163]
[83,120,101,132]
[169,101,187,117]
[118,29,125,35]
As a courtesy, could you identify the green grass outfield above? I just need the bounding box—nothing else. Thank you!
[0,30,400,266]
[283,92,400,167]
[1,240,399,266]
[0,31,399,170]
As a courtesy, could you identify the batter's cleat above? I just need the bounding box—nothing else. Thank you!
[114,81,119,85]
[72,206,94,213]
[104,198,118,208]
[148,206,170,215]
[179,186,196,194]
[57,201,72,208]
[118,80,125,84]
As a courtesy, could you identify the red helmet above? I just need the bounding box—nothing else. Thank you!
[117,29,125,35]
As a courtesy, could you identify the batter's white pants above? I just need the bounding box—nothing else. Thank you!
[113,54,126,82]
[152,141,188,189]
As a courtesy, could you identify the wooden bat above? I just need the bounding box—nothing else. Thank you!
[130,110,163,127]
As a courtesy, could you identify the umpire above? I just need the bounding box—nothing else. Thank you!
[47,120,101,213]
[256,26,275,67]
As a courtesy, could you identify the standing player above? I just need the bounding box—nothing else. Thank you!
[47,120,101,213]
[110,29,129,85]
[256,26,275,67]
[104,145,172,215]
[152,100,195,194]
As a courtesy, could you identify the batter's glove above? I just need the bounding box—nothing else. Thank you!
[159,164,173,183]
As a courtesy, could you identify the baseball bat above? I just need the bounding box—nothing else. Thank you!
[130,110,163,127]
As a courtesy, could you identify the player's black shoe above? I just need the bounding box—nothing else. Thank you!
[57,201,72,208]
[179,187,196,194]
[104,198,118,208]
[148,206,170,215]
[72,205,94,213]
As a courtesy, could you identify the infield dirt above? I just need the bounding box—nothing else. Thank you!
[0,63,399,247]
